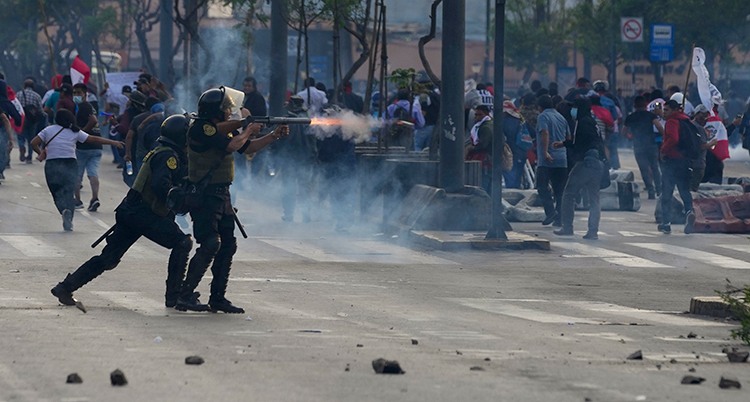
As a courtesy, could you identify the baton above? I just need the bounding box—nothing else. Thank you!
[91,224,116,248]
[232,208,248,239]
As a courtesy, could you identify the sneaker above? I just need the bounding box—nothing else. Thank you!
[658,223,671,234]
[19,147,25,162]
[51,284,77,306]
[582,232,598,240]
[684,211,696,234]
[74,200,84,210]
[62,209,73,232]
[25,159,32,165]
[542,212,558,226]
[553,228,574,236]
[209,298,245,314]
[87,199,100,212]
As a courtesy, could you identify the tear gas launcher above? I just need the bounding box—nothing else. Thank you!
[243,116,312,126]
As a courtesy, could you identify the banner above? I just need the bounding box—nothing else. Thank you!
[70,56,90,85]
[692,47,729,160]
[104,72,141,96]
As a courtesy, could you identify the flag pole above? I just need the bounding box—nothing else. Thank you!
[682,43,695,111]
[38,0,58,79]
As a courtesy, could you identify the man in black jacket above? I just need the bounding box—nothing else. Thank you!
[552,97,605,239]
[51,115,195,309]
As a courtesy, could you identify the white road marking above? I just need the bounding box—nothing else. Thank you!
[448,298,599,324]
[79,210,110,229]
[228,277,388,289]
[259,239,358,262]
[628,243,750,269]
[716,243,750,255]
[349,240,458,265]
[561,301,731,327]
[618,231,656,237]
[552,242,671,268]
[420,330,500,340]
[0,235,64,258]
[29,182,41,188]
[90,291,168,316]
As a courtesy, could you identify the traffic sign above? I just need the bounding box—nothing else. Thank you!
[621,17,644,42]
[650,24,674,62]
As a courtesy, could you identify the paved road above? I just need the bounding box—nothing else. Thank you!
[0,149,748,401]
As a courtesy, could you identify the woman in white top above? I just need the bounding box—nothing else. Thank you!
[31,109,124,231]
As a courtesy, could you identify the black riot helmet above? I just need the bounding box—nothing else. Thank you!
[197,86,234,120]
[159,114,189,148]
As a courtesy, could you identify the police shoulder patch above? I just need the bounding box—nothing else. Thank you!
[166,157,178,170]
[203,124,216,136]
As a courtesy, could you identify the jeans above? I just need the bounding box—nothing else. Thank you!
[561,160,602,233]
[503,157,525,189]
[44,158,78,215]
[660,157,693,225]
[633,145,661,194]
[536,166,568,219]
[413,125,434,152]
[606,132,620,169]
[0,129,8,175]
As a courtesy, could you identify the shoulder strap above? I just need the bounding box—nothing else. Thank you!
[44,127,66,148]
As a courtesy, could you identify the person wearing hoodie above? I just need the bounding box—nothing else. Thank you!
[552,97,605,239]
[659,99,696,235]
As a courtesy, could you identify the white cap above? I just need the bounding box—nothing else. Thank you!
[670,92,684,104]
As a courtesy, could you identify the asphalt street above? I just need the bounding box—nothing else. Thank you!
[0,148,749,402]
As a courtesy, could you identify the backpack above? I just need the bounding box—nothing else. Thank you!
[677,119,702,160]
[389,105,412,139]
[20,91,43,126]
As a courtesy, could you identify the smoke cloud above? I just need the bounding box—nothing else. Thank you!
[309,109,382,143]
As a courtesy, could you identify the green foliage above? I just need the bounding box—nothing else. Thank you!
[387,68,416,90]
[717,279,750,345]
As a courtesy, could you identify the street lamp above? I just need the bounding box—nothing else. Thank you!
[471,63,482,82]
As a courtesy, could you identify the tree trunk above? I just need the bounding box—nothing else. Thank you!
[136,28,158,74]
[332,0,340,105]
[418,0,442,89]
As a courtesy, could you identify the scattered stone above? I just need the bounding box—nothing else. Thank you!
[9,269,20,273]
[626,350,643,360]
[66,373,82,384]
[656,364,661,370]
[245,316,253,321]
[719,376,741,389]
[689,367,696,372]
[185,355,205,365]
[456,350,462,355]
[372,358,405,374]
[687,332,698,339]
[110,369,127,386]
[726,351,749,363]
[722,347,737,354]
[469,366,485,371]
[345,364,350,372]
[585,398,592,402]
[299,330,322,333]
[153,336,162,343]
[356,344,363,348]
[484,358,491,362]
[411,339,418,345]
[670,359,678,364]
[681,375,706,385]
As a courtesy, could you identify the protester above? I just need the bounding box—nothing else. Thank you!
[535,95,569,227]
[44,76,73,122]
[465,105,493,193]
[0,111,14,183]
[55,84,76,114]
[690,105,714,191]
[387,89,423,149]
[30,109,123,231]
[476,83,494,115]
[414,85,440,152]
[519,93,539,130]
[658,99,696,235]
[341,81,364,113]
[0,80,22,180]
[296,77,328,116]
[17,79,44,163]
[502,101,530,189]
[110,90,148,186]
[124,97,160,176]
[242,76,267,117]
[553,97,604,239]
[72,83,104,211]
[667,85,694,116]
[622,95,664,199]
[564,77,591,101]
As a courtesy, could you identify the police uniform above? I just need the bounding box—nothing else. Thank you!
[52,116,194,308]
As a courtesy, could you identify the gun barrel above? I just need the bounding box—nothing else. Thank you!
[246,116,311,125]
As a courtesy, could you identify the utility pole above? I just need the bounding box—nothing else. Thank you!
[159,0,172,88]
[483,0,490,84]
[486,0,510,240]
[438,0,465,193]
[269,0,288,117]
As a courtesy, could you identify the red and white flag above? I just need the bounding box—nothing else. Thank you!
[691,47,729,160]
[70,56,90,85]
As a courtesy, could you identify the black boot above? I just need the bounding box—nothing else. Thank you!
[208,240,239,312]
[210,298,245,314]
[175,247,214,311]
[51,281,77,306]
[165,236,192,307]
[174,292,208,311]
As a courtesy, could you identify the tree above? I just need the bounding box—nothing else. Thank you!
[284,0,326,92]
[125,0,161,74]
[223,0,268,84]
[505,0,570,83]
[417,0,441,89]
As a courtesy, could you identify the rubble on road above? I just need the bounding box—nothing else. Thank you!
[680,375,706,385]
[469,366,485,371]
[411,339,418,345]
[66,373,82,384]
[626,350,643,360]
[726,350,749,363]
[185,356,205,365]
[372,358,405,374]
[719,376,741,389]
[110,369,127,386]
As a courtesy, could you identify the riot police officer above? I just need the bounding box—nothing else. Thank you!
[175,86,288,313]
[51,114,195,308]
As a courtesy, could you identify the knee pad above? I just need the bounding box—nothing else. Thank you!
[197,235,221,257]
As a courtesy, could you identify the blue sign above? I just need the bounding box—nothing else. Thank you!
[650,24,674,62]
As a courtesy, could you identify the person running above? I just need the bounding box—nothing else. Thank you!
[30,109,123,231]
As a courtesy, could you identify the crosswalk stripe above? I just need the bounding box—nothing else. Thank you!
[552,242,671,268]
[618,231,657,237]
[447,298,731,327]
[259,239,362,263]
[0,235,64,258]
[29,182,41,188]
[349,240,458,265]
[627,243,750,269]
[90,291,168,316]
[79,210,111,229]
[716,244,750,255]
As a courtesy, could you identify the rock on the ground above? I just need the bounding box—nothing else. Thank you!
[626,350,643,360]
[411,339,418,345]
[110,369,127,386]
[719,376,741,389]
[66,373,82,384]
[469,366,485,371]
[726,351,749,363]
[681,375,706,385]
[372,358,405,374]
[185,355,205,365]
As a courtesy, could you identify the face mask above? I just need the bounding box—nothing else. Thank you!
[571,108,578,119]
[73,96,83,104]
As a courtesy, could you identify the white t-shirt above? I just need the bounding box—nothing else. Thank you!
[38,125,89,160]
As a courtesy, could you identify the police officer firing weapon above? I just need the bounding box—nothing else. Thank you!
[175,86,290,314]
[51,115,196,311]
